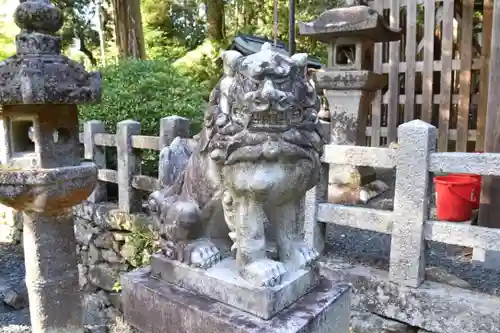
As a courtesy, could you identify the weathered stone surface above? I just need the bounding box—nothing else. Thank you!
[120,243,138,267]
[122,267,351,333]
[390,120,437,287]
[145,42,324,289]
[319,255,500,333]
[350,311,409,333]
[75,218,99,246]
[425,267,471,289]
[88,264,120,292]
[158,136,195,188]
[78,263,89,290]
[101,249,124,264]
[0,163,97,210]
[0,1,100,332]
[106,293,122,311]
[93,232,114,249]
[0,289,26,310]
[73,202,153,231]
[87,244,101,265]
[0,0,101,105]
[83,293,109,326]
[298,5,401,43]
[150,255,320,320]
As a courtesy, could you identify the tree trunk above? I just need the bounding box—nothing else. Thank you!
[111,0,146,59]
[206,0,225,43]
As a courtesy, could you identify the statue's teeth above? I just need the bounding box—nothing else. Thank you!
[248,111,293,131]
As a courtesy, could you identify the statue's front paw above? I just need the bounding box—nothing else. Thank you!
[241,259,287,287]
[189,240,221,269]
[289,244,319,268]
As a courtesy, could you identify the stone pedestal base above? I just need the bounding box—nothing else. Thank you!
[150,254,319,319]
[122,267,351,333]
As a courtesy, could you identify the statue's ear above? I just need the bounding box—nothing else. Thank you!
[291,53,308,68]
[221,50,243,69]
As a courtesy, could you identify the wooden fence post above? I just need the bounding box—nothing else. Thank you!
[84,120,107,203]
[389,120,436,288]
[159,115,190,149]
[117,120,141,213]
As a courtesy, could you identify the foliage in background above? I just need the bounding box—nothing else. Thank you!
[0,1,18,60]
[141,0,206,59]
[173,40,223,100]
[79,58,206,175]
[138,0,343,94]
[223,0,344,62]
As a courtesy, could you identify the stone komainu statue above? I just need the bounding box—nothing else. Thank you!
[147,43,324,287]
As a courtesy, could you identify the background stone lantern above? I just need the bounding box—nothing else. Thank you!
[0,0,100,332]
[299,5,401,203]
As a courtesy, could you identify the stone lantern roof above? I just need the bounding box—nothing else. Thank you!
[0,0,101,105]
[298,5,402,44]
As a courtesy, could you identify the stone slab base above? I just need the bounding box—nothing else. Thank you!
[150,254,319,319]
[122,267,351,333]
[319,254,500,333]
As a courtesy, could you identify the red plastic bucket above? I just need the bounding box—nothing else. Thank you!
[434,175,479,221]
[452,174,481,209]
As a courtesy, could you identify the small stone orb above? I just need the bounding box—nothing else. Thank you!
[14,0,64,34]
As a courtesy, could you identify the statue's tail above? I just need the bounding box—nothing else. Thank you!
[222,190,238,253]
[144,136,196,224]
[159,137,197,188]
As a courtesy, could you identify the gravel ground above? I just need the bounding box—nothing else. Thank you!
[0,243,28,331]
[326,168,500,297]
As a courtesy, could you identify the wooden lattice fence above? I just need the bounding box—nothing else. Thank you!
[366,0,491,152]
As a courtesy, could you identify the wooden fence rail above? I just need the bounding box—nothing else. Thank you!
[314,119,500,288]
[80,116,191,213]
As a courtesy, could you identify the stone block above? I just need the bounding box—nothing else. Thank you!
[350,311,409,333]
[88,263,121,292]
[122,267,351,333]
[319,254,500,333]
[150,255,319,320]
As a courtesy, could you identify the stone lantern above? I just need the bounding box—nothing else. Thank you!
[0,0,100,332]
[299,5,401,203]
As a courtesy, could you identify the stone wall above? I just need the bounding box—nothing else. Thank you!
[73,202,158,328]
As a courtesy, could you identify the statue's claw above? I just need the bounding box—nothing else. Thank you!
[189,240,221,269]
[288,243,319,268]
[241,259,287,287]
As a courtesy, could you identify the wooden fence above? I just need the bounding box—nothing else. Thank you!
[80,116,190,213]
[311,119,500,288]
[365,0,491,152]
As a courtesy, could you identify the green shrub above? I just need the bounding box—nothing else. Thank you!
[79,58,206,177]
[79,58,205,135]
